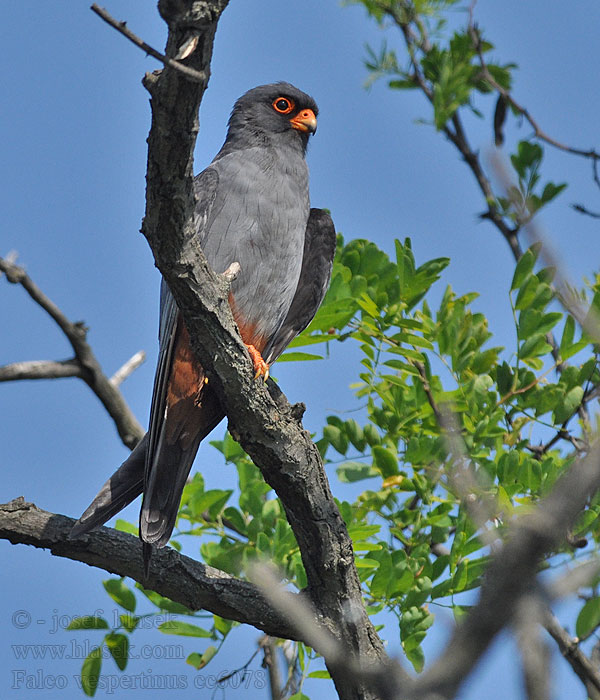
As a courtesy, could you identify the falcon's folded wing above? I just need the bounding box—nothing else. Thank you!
[139,168,223,548]
[264,208,336,364]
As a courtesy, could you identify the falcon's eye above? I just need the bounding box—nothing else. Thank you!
[272,97,295,114]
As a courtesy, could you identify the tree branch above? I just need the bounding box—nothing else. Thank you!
[543,607,600,700]
[386,6,522,261]
[110,350,146,387]
[0,359,84,382]
[411,443,600,699]
[467,17,600,164]
[0,498,297,639]
[91,4,207,83]
[0,255,144,448]
[93,1,387,698]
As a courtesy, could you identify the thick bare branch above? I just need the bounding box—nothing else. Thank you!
[0,498,297,639]
[0,255,144,448]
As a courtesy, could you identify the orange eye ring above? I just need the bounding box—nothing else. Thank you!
[272,97,295,114]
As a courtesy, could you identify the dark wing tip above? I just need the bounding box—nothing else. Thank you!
[69,435,147,539]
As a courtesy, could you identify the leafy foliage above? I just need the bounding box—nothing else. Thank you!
[71,234,600,690]
[356,0,567,228]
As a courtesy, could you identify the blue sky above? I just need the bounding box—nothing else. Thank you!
[2,1,600,698]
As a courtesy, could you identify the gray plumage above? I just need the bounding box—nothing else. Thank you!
[71,83,335,571]
[264,209,336,364]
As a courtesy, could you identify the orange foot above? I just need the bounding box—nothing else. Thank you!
[245,344,270,381]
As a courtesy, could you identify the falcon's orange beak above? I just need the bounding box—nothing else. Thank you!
[290,109,317,134]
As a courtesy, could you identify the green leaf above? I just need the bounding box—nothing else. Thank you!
[576,598,600,639]
[573,509,599,535]
[189,488,232,519]
[357,293,380,317]
[553,386,584,423]
[387,345,425,361]
[496,361,513,395]
[278,351,324,362]
[288,332,338,348]
[348,524,381,540]
[308,670,332,679]
[390,568,415,597]
[67,616,109,631]
[114,519,138,536]
[213,615,234,637]
[137,586,194,614]
[453,604,472,621]
[562,338,591,361]
[514,275,539,310]
[158,621,212,638]
[81,646,102,697]
[337,462,378,483]
[222,506,247,535]
[540,181,567,204]
[105,633,129,671]
[537,311,562,335]
[355,556,380,568]
[511,248,536,290]
[403,636,425,672]
[186,645,218,669]
[452,561,468,592]
[511,141,543,179]
[119,614,139,634]
[323,424,348,455]
[363,424,381,446]
[372,445,399,477]
[345,419,366,451]
[103,579,136,613]
[518,335,552,360]
[560,316,575,355]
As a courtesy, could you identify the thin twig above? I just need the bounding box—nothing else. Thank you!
[572,203,600,219]
[468,20,600,163]
[90,4,207,83]
[110,350,146,387]
[543,608,600,699]
[489,152,598,438]
[412,443,600,699]
[216,645,262,686]
[259,636,283,700]
[386,6,522,260]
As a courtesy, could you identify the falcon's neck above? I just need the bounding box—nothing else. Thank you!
[214,124,309,162]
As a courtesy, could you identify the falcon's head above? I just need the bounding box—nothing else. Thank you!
[223,82,318,154]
